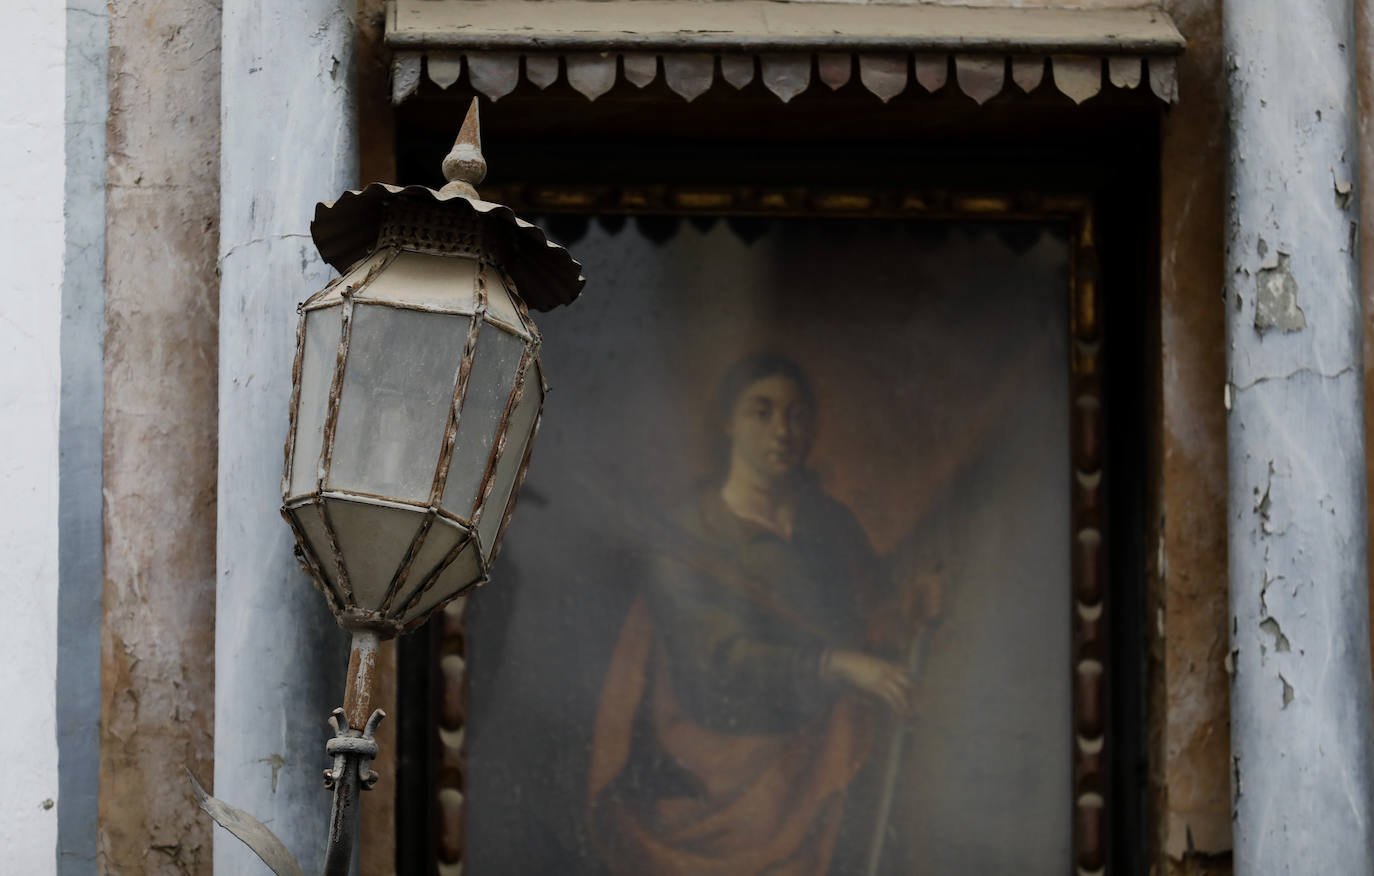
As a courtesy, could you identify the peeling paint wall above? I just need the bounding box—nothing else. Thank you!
[99,1,221,872]
[1223,0,1374,870]
[0,1,66,870]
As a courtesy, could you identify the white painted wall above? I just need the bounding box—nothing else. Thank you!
[217,2,355,871]
[0,1,66,872]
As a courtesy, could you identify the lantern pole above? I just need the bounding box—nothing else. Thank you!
[321,628,385,876]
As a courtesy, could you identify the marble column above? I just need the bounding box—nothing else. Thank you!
[216,0,356,871]
[1224,0,1374,871]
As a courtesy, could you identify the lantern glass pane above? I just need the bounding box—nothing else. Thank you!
[440,325,526,518]
[307,248,392,310]
[329,304,467,502]
[287,306,343,499]
[386,517,466,617]
[476,365,542,561]
[359,250,478,313]
[402,538,482,624]
[328,498,426,611]
[483,268,526,333]
[289,503,343,605]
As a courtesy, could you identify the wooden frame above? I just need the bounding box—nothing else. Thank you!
[422,184,1109,875]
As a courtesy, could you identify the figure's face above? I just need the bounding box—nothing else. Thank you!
[726,374,814,483]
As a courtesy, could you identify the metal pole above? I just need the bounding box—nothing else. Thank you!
[322,630,385,876]
[1223,0,1374,871]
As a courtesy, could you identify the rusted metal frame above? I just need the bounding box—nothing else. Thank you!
[487,395,544,565]
[392,263,495,623]
[467,336,539,544]
[282,301,311,499]
[300,271,345,309]
[280,504,345,616]
[318,290,358,605]
[466,261,511,535]
[301,247,399,313]
[401,548,490,634]
[430,185,1106,874]
[380,309,484,617]
[428,306,485,507]
[304,490,429,515]
[492,264,542,341]
[483,313,528,338]
[335,295,471,317]
[395,524,492,631]
[487,358,547,563]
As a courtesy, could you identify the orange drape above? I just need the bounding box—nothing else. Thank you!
[588,597,876,876]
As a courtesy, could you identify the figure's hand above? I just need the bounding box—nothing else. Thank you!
[821,650,913,714]
[902,572,944,626]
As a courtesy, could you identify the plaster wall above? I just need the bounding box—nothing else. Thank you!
[98,1,221,872]
[216,1,357,871]
[58,0,108,869]
[0,0,66,870]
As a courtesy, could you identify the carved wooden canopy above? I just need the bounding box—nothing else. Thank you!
[386,0,1185,106]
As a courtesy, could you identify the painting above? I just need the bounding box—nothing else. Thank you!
[448,205,1092,875]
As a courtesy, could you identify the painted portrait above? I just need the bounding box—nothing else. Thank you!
[459,214,1075,875]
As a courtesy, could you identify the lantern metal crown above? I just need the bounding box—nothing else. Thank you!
[282,100,584,640]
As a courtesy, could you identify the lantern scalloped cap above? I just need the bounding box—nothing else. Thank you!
[310,182,585,312]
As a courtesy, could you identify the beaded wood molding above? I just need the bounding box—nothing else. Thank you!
[429,187,1110,875]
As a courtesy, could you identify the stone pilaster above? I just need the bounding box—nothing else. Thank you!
[1223,1,1374,871]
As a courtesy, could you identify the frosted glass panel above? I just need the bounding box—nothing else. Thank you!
[329,498,425,611]
[476,367,541,560]
[308,248,391,310]
[287,306,343,499]
[387,518,466,617]
[360,250,478,313]
[329,305,468,502]
[483,268,526,333]
[401,539,483,623]
[440,325,526,518]
[289,503,343,604]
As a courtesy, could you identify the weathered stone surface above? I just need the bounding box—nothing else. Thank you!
[99,1,221,873]
[1153,0,1234,869]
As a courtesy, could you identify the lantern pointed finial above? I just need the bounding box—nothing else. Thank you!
[440,99,487,199]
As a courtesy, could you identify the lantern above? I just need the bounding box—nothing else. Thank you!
[195,101,581,875]
[187,101,584,874]
[282,101,583,642]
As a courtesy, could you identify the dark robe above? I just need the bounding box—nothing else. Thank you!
[588,485,889,875]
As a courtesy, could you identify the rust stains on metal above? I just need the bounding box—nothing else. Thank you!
[344,631,381,731]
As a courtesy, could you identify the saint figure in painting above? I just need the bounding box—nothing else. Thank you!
[588,354,928,876]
